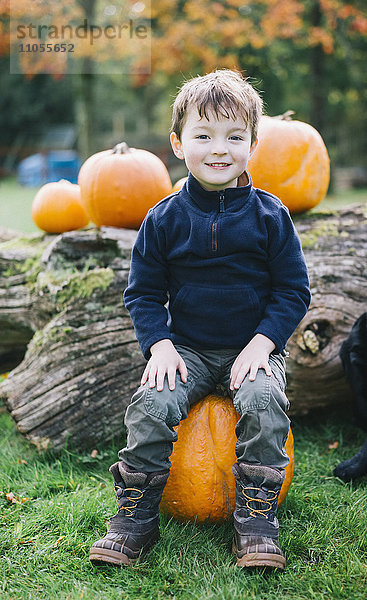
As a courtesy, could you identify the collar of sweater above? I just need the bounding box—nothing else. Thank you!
[185,171,253,213]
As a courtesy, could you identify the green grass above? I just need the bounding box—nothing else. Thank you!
[0,393,366,600]
[0,176,366,235]
[0,178,40,234]
[316,187,367,211]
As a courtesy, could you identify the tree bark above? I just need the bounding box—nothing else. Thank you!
[0,204,366,451]
[286,204,366,413]
[74,0,98,159]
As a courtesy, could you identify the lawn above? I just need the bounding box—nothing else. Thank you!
[1,392,366,600]
[0,178,40,234]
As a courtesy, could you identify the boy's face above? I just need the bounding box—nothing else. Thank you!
[170,106,257,191]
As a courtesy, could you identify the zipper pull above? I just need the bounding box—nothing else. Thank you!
[219,192,225,213]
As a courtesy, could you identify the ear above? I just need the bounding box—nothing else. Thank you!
[249,139,258,159]
[170,132,185,160]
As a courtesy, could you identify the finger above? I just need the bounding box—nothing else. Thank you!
[156,368,165,392]
[148,365,157,388]
[264,361,272,376]
[229,362,240,390]
[230,364,238,382]
[141,364,149,385]
[179,359,188,383]
[232,364,250,390]
[167,367,177,391]
[248,363,259,381]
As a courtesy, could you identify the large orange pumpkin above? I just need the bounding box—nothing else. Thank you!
[78,142,172,229]
[31,180,89,233]
[247,112,330,213]
[161,394,294,523]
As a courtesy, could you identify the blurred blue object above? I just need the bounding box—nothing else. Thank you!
[47,151,81,184]
[17,150,81,187]
[17,153,48,187]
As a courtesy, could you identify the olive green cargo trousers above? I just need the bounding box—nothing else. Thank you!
[119,345,290,472]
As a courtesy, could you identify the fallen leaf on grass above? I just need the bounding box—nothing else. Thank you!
[328,441,339,450]
[5,492,30,504]
[6,492,18,504]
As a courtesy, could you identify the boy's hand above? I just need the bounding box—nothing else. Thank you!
[141,339,188,392]
[230,334,276,391]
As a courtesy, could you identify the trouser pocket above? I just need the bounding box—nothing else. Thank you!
[233,366,290,468]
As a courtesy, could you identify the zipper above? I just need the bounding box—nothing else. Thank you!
[211,192,225,252]
[219,192,225,213]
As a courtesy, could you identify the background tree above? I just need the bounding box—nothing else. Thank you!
[0,0,151,158]
[0,0,366,173]
[150,0,367,169]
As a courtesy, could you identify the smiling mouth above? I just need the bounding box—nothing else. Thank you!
[206,163,231,168]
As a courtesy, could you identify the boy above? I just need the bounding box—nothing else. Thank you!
[89,69,310,570]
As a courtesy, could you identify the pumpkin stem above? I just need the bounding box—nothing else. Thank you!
[273,110,295,121]
[113,142,131,154]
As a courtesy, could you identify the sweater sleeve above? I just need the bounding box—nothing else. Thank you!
[123,209,172,360]
[254,205,311,352]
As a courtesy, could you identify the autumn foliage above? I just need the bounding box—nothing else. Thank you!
[150,0,367,75]
[1,1,366,77]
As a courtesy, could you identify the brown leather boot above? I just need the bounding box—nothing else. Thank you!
[232,462,286,569]
[89,461,169,566]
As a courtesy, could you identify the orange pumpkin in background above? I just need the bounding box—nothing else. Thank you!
[247,112,330,213]
[78,142,172,229]
[161,394,294,523]
[31,180,89,233]
[172,176,188,192]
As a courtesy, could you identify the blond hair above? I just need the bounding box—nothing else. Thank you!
[171,69,263,144]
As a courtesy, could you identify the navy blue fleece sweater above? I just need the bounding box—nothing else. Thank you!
[123,172,311,360]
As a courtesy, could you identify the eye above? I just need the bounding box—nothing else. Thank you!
[229,135,243,141]
[195,134,209,139]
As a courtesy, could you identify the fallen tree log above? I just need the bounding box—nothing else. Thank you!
[286,205,366,411]
[0,204,366,451]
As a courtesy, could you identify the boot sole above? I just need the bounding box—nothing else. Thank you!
[232,542,286,570]
[89,547,142,566]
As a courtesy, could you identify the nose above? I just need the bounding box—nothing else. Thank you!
[210,140,228,155]
[210,136,228,156]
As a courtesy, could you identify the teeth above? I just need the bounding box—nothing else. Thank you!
[209,163,229,166]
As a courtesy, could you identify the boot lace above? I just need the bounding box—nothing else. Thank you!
[114,484,144,517]
[241,486,277,518]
